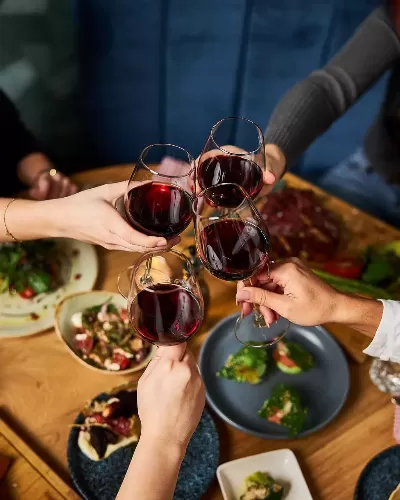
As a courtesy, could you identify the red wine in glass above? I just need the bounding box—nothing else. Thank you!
[125,181,192,238]
[198,155,263,207]
[199,219,269,281]
[130,283,202,345]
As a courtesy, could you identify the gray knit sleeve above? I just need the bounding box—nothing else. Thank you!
[264,7,400,167]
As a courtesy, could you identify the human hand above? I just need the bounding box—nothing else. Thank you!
[263,144,286,190]
[236,258,340,326]
[29,169,78,200]
[50,181,179,251]
[18,152,78,199]
[137,343,205,451]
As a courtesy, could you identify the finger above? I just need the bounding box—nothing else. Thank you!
[259,305,277,325]
[47,176,64,199]
[157,343,187,361]
[236,286,288,313]
[102,181,129,202]
[263,169,276,185]
[58,177,72,198]
[110,216,178,249]
[241,301,253,317]
[34,175,52,200]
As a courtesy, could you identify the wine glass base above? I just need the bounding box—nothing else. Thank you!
[234,313,290,348]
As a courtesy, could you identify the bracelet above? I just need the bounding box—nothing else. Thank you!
[3,198,19,242]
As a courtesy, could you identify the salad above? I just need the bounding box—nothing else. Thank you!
[72,300,151,371]
[273,340,314,375]
[0,240,67,299]
[258,384,307,437]
[240,472,284,500]
[217,345,267,384]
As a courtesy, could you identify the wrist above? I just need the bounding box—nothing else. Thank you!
[138,432,186,464]
[329,292,383,337]
[6,198,62,240]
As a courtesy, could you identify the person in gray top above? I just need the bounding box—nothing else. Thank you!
[263,5,400,227]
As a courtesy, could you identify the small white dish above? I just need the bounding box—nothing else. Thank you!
[217,449,313,500]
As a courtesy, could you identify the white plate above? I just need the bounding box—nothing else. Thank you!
[217,449,313,500]
[0,239,98,338]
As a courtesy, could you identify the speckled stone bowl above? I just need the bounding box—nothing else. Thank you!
[68,391,220,500]
[354,446,400,500]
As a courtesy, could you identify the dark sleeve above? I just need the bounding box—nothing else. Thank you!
[0,89,41,166]
[264,7,400,167]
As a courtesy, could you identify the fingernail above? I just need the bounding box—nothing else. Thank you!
[156,238,168,247]
[236,290,251,301]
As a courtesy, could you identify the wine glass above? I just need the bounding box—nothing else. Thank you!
[124,144,195,239]
[197,116,265,207]
[117,249,204,346]
[193,183,270,281]
[234,314,290,348]
[193,183,288,347]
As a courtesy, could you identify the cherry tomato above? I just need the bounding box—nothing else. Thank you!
[75,336,94,355]
[19,286,35,299]
[323,258,363,279]
[112,353,130,370]
[273,349,297,368]
[268,413,282,424]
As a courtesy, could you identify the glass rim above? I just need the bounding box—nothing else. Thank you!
[234,314,291,348]
[132,249,195,293]
[192,182,257,219]
[209,116,264,156]
[138,143,195,178]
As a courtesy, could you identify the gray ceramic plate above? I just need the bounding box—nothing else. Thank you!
[199,313,350,439]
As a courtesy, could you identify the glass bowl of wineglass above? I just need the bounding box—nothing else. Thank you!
[124,144,195,239]
[197,116,265,207]
[193,183,289,348]
[234,314,290,348]
[117,249,204,346]
[193,183,270,282]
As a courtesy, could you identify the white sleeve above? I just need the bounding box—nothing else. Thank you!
[363,300,400,362]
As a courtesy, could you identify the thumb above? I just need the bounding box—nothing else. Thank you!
[156,343,187,361]
[101,181,129,202]
[236,286,288,314]
[263,169,276,185]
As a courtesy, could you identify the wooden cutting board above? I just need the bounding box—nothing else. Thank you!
[0,415,78,500]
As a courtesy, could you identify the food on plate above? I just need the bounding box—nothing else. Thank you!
[315,243,400,299]
[260,187,342,262]
[240,471,284,500]
[72,300,151,371]
[77,389,140,461]
[273,340,314,375]
[258,384,307,437]
[217,345,267,384]
[0,240,68,299]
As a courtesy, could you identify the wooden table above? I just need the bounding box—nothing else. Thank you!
[1,165,400,500]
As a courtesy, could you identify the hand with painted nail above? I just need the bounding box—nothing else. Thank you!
[236,258,340,326]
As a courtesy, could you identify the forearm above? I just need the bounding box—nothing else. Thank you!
[117,437,185,500]
[264,7,400,168]
[331,293,384,338]
[0,198,61,242]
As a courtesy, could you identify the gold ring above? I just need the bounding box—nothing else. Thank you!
[49,168,57,177]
